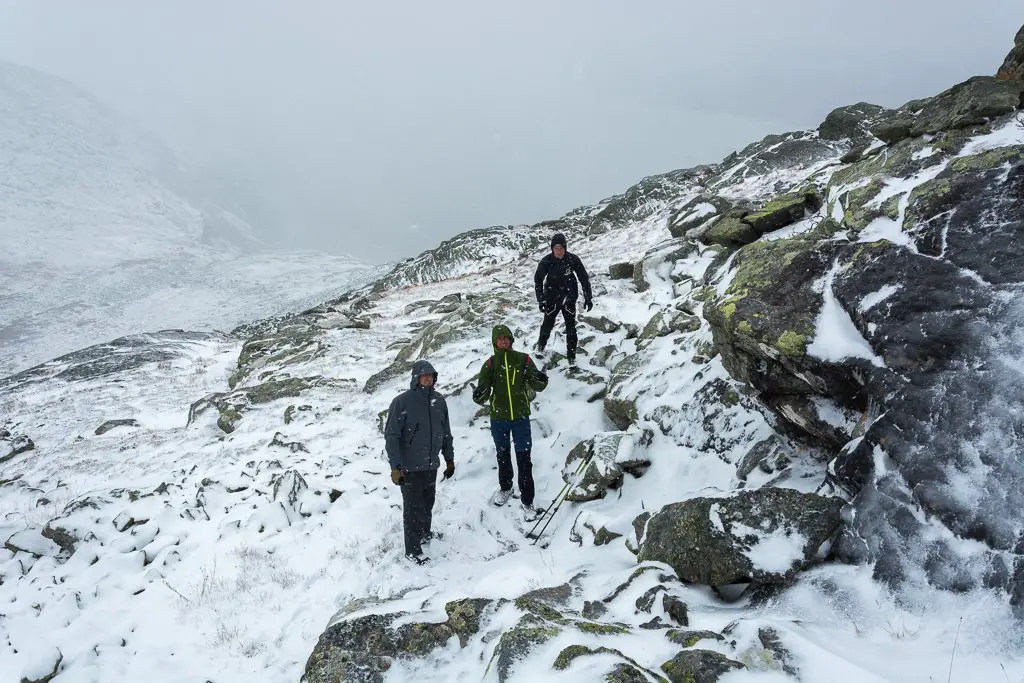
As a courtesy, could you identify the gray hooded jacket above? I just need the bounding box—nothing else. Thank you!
[384,360,455,472]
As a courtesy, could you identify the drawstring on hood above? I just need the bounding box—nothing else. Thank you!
[409,359,439,390]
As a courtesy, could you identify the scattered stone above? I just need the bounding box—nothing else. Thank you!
[94,419,140,436]
[608,262,635,279]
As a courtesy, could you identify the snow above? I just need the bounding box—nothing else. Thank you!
[858,283,901,312]
[807,261,886,367]
[730,520,807,575]
[959,114,1024,156]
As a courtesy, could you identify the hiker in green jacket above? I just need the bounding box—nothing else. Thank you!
[472,324,549,518]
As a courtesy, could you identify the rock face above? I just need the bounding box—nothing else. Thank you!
[997,24,1024,81]
[637,489,845,586]
[702,80,1024,605]
[188,376,331,434]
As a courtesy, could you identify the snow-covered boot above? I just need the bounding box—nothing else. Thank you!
[490,488,513,507]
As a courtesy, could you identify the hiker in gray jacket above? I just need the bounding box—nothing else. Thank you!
[384,359,455,563]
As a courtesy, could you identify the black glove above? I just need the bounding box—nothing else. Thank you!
[443,460,455,479]
[391,467,405,486]
[538,300,546,313]
[471,383,490,403]
[584,297,593,312]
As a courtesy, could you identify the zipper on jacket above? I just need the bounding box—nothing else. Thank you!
[504,354,515,421]
[427,386,434,458]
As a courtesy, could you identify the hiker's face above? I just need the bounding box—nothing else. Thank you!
[496,336,512,350]
[418,374,435,387]
[552,245,566,259]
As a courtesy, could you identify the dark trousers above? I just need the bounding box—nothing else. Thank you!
[400,469,436,556]
[538,302,577,358]
[490,418,535,506]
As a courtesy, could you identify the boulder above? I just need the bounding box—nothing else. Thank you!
[579,315,621,333]
[608,262,635,279]
[661,649,745,683]
[817,102,890,141]
[0,434,35,463]
[668,196,733,239]
[603,353,645,429]
[997,24,1024,81]
[303,598,492,683]
[637,488,845,586]
[564,431,653,502]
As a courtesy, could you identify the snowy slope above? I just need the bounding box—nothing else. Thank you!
[0,62,379,377]
[3,57,1024,683]
[3,130,1024,681]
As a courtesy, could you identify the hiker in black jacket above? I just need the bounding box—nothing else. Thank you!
[534,232,593,365]
[384,359,455,564]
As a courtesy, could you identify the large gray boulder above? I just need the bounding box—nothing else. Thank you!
[661,649,745,683]
[637,488,845,586]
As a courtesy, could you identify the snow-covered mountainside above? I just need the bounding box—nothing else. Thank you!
[0,61,379,377]
[3,32,1024,683]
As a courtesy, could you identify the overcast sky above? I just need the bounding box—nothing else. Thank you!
[0,1,1019,263]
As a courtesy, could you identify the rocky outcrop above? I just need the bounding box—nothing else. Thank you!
[700,187,822,248]
[869,76,1024,145]
[563,430,653,502]
[637,488,845,586]
[997,24,1024,81]
[228,316,327,389]
[703,111,1024,605]
[302,598,493,683]
[188,376,332,434]
[817,102,890,142]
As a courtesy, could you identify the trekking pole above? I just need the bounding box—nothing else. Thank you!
[526,455,587,538]
[530,448,599,544]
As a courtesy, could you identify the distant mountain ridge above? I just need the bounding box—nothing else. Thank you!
[0,61,376,376]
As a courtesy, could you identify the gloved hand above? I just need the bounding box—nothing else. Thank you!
[391,467,404,486]
[443,460,455,479]
[471,383,490,404]
[584,297,593,312]
[538,300,546,313]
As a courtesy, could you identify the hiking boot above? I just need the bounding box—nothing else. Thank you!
[521,504,543,522]
[567,356,577,367]
[405,552,429,565]
[490,488,513,507]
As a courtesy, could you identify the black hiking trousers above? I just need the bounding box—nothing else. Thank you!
[538,302,577,359]
[401,469,437,556]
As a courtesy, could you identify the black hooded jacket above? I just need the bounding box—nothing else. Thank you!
[535,239,592,308]
[384,359,455,472]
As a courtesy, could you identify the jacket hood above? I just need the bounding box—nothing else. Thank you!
[409,359,438,390]
[550,232,567,250]
[491,324,515,354]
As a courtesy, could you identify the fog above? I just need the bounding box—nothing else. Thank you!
[0,0,1018,262]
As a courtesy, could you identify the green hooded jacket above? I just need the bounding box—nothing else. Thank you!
[473,325,548,421]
